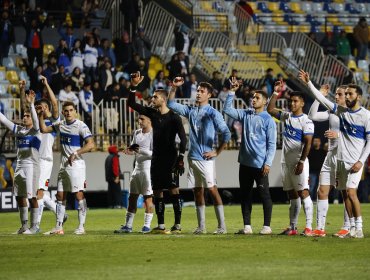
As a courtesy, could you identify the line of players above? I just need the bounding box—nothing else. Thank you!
[2,69,369,237]
[0,77,95,235]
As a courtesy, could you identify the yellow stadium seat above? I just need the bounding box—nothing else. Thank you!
[363,72,369,82]
[272,13,284,23]
[154,62,163,71]
[291,3,303,13]
[148,69,156,80]
[268,2,280,12]
[299,25,311,33]
[8,84,20,97]
[347,59,357,70]
[6,70,19,84]
[248,2,257,11]
[200,1,212,11]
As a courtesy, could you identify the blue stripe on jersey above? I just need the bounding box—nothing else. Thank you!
[331,103,337,114]
[340,117,366,140]
[60,132,83,147]
[17,135,41,150]
[283,124,303,142]
[45,120,57,137]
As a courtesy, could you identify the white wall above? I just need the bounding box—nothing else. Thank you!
[50,150,283,191]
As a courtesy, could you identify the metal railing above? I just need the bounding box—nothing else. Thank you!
[142,1,198,63]
[289,32,326,83]
[256,32,287,54]
[193,14,229,33]
[233,2,256,45]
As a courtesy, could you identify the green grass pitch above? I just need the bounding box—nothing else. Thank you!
[1,204,370,280]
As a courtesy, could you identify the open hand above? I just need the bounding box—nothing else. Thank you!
[130,71,145,86]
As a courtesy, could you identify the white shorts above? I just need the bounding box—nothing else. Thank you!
[130,168,153,196]
[57,166,86,193]
[38,160,53,190]
[336,160,363,191]
[187,159,216,189]
[319,151,337,186]
[281,160,309,191]
[13,165,39,198]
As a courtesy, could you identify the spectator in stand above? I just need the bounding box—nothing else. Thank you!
[209,71,223,97]
[55,38,71,74]
[308,137,327,201]
[83,36,98,84]
[22,10,47,73]
[136,59,151,99]
[30,64,44,95]
[71,66,85,92]
[58,24,75,50]
[92,80,104,104]
[119,76,131,98]
[321,31,337,56]
[218,85,230,103]
[79,81,94,130]
[120,0,139,36]
[133,27,152,67]
[99,38,116,68]
[224,69,242,96]
[0,10,15,65]
[178,51,189,77]
[51,64,68,95]
[152,70,168,93]
[124,52,140,74]
[113,31,134,69]
[99,59,115,91]
[336,30,351,65]
[353,17,369,62]
[42,52,58,83]
[59,80,79,106]
[167,53,182,80]
[174,24,194,69]
[262,68,275,97]
[237,0,254,17]
[104,82,121,139]
[182,73,198,100]
[71,39,84,71]
[81,0,99,28]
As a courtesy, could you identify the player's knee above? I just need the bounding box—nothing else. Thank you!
[317,186,329,199]
[346,189,358,200]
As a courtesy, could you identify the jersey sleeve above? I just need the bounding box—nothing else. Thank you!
[80,122,92,140]
[303,118,315,135]
[167,100,190,118]
[222,92,244,121]
[213,110,231,143]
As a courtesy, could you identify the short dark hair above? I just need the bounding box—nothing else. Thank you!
[347,84,363,96]
[253,90,268,100]
[154,89,168,98]
[338,85,347,90]
[35,98,51,110]
[289,91,305,101]
[62,101,76,109]
[198,82,214,94]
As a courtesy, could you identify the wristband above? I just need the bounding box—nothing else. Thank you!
[130,85,137,92]
[299,160,304,163]
[273,91,279,96]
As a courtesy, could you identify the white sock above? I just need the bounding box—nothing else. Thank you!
[302,196,313,230]
[214,205,226,229]
[37,198,44,226]
[43,192,57,214]
[78,199,87,229]
[196,205,206,230]
[289,198,301,229]
[316,199,328,230]
[56,201,65,229]
[158,223,165,229]
[19,206,28,228]
[143,213,153,228]
[349,217,355,228]
[355,216,363,230]
[30,207,39,228]
[343,207,350,230]
[125,212,135,228]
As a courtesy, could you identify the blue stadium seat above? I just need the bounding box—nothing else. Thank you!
[284,14,299,25]
[306,15,321,26]
[257,2,272,13]
[345,3,360,14]
[323,3,336,14]
[280,2,293,13]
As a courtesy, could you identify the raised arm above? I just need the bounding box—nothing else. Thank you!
[308,100,330,122]
[128,71,152,115]
[222,77,243,120]
[167,77,190,117]
[0,111,15,131]
[36,106,54,133]
[298,70,336,112]
[267,80,284,119]
[19,80,27,112]
[40,75,59,119]
[25,92,39,131]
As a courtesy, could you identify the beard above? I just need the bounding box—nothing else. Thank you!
[345,99,357,108]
